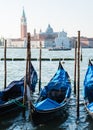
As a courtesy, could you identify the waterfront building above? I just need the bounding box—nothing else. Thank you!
[79,37,93,48]
[21,7,27,40]
[88,38,93,47]
[70,37,93,48]
[7,38,26,48]
[54,30,71,49]
[1,8,93,48]
[31,29,44,48]
[6,8,27,48]
[40,24,58,48]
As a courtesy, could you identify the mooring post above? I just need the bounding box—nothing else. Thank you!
[80,46,83,61]
[27,33,32,119]
[76,31,80,121]
[39,41,42,93]
[4,39,7,89]
[74,41,77,95]
[23,45,28,106]
[23,38,28,117]
[23,33,31,117]
[27,33,31,90]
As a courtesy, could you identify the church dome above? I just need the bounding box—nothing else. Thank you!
[46,24,53,34]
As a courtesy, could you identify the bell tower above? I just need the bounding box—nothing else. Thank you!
[21,7,27,39]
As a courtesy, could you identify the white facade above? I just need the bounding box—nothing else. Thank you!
[6,38,44,48]
[55,30,71,49]
[7,39,26,47]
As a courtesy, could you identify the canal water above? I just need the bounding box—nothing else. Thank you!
[0,48,93,130]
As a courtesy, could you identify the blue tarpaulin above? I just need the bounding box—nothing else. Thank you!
[35,98,60,111]
[40,62,71,99]
[84,63,93,103]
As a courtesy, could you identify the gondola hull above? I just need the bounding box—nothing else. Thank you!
[0,97,23,116]
[31,99,69,125]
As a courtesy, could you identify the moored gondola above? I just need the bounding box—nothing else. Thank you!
[31,61,71,125]
[0,62,37,116]
[84,60,93,118]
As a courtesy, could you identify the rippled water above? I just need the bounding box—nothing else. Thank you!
[0,48,93,130]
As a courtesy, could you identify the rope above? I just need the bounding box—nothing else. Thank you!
[8,99,26,108]
[14,99,26,108]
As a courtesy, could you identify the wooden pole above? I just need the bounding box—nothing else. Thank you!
[39,41,42,93]
[27,33,32,119]
[4,40,7,89]
[74,41,77,95]
[23,48,28,106]
[23,33,32,118]
[76,31,80,121]
[80,46,82,61]
[23,33,30,106]
[27,33,31,89]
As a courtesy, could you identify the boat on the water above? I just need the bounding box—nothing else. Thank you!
[0,62,37,116]
[31,61,71,124]
[49,47,71,51]
[84,60,93,118]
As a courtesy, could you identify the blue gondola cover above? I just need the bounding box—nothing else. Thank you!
[84,63,93,103]
[35,98,60,111]
[40,63,71,99]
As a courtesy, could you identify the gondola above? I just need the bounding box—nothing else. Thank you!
[0,62,37,116]
[31,61,71,124]
[84,60,93,118]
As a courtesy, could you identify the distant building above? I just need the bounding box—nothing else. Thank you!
[7,8,27,48]
[7,38,26,48]
[1,8,93,48]
[70,37,93,48]
[80,37,89,48]
[39,25,72,49]
[40,24,58,48]
[21,7,27,40]
[88,38,93,47]
[0,37,4,46]
[31,29,44,48]
[54,30,71,49]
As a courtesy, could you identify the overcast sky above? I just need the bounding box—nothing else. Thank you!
[0,0,93,38]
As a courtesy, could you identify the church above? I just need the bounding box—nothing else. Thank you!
[7,8,27,48]
[54,30,71,49]
[6,8,71,48]
[5,8,93,48]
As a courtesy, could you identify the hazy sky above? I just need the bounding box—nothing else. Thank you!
[0,0,93,38]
